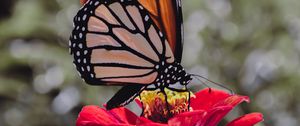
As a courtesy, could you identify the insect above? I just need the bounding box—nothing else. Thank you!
[69,0,191,110]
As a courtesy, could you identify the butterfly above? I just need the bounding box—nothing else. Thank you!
[69,0,192,110]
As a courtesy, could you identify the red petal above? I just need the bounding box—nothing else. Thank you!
[191,88,249,111]
[226,113,264,126]
[76,106,116,126]
[202,106,233,126]
[136,117,167,126]
[214,95,250,108]
[168,110,207,126]
[76,105,137,126]
[108,107,139,125]
[190,88,251,126]
[190,88,231,111]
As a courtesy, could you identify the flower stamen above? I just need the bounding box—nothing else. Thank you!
[138,88,193,123]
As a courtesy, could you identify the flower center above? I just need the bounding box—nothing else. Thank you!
[138,88,192,123]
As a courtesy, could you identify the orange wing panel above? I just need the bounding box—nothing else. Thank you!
[138,0,177,54]
[80,0,88,5]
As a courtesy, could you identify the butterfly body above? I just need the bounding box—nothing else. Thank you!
[154,61,191,88]
[70,0,189,109]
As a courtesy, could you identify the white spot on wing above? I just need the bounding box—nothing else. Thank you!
[84,50,88,55]
[76,51,80,56]
[145,15,149,21]
[87,66,91,71]
[83,14,87,21]
[78,43,83,48]
[94,1,100,6]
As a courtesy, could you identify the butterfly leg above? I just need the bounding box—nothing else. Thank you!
[186,85,191,111]
[160,86,172,119]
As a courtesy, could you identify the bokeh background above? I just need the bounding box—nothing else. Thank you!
[0,0,300,125]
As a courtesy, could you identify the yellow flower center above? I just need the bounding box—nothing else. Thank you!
[138,88,193,123]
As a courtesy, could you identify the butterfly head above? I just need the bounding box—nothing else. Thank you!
[171,62,192,86]
[180,73,192,86]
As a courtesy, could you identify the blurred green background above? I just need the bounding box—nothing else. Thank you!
[0,0,300,125]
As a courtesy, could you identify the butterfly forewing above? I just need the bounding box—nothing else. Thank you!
[70,0,175,86]
[138,0,183,62]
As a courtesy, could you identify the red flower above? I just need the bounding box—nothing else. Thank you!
[76,88,263,126]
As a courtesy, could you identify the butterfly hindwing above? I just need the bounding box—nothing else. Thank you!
[106,85,145,110]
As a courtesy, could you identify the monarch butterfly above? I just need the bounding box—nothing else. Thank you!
[70,0,191,110]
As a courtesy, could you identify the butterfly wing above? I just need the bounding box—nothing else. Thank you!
[70,0,171,85]
[138,0,183,62]
[106,85,145,110]
[70,0,177,108]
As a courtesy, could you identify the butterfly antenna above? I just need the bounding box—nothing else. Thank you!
[190,74,234,94]
[190,75,212,89]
